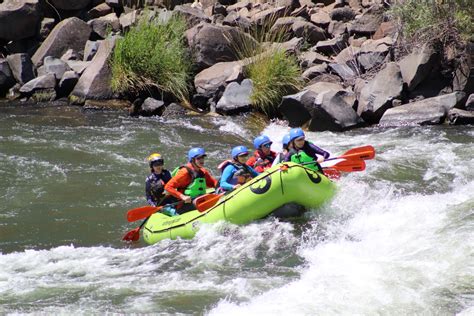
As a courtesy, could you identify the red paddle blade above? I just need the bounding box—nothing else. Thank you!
[127,205,161,222]
[323,168,341,180]
[195,194,224,212]
[122,227,141,242]
[332,159,366,172]
[341,145,375,160]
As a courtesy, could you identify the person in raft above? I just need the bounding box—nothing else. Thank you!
[285,128,330,172]
[272,134,292,167]
[246,135,277,172]
[145,153,177,216]
[164,147,218,214]
[218,145,259,192]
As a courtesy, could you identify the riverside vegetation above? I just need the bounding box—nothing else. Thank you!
[0,0,472,129]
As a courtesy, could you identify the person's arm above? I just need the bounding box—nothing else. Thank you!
[307,142,330,159]
[249,165,260,177]
[145,177,156,206]
[219,165,236,191]
[164,169,191,201]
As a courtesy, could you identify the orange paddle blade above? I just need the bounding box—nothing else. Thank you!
[195,193,224,212]
[122,226,141,242]
[323,168,341,180]
[331,159,366,172]
[340,145,375,160]
[126,205,162,222]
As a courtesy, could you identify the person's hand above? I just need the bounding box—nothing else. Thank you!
[233,184,241,189]
[317,156,324,163]
[181,195,192,203]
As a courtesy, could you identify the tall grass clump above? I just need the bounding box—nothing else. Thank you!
[389,0,473,43]
[229,15,303,114]
[111,13,192,102]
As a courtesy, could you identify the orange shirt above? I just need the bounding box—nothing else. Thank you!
[246,150,276,173]
[164,162,218,200]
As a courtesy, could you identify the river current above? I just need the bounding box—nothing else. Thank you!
[0,104,473,315]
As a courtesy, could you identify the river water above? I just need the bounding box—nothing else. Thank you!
[0,103,473,315]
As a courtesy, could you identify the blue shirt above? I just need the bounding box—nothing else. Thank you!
[219,163,259,191]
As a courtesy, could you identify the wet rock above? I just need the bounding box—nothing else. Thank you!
[278,90,317,127]
[309,89,364,131]
[6,53,35,85]
[32,17,92,67]
[71,37,116,102]
[216,79,253,115]
[161,102,188,118]
[357,62,403,123]
[0,0,41,41]
[140,97,165,116]
[84,99,132,110]
[380,92,466,126]
[447,108,474,125]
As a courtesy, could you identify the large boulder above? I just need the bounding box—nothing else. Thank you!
[186,22,250,72]
[71,37,116,101]
[398,44,438,92]
[357,62,403,123]
[194,61,244,96]
[6,53,35,85]
[19,73,56,94]
[278,89,317,127]
[379,92,465,126]
[32,17,91,67]
[0,59,15,95]
[309,89,364,131]
[216,79,253,114]
[0,0,41,41]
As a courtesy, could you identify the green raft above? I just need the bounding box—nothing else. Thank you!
[143,162,336,245]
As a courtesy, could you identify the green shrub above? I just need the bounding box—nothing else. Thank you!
[389,0,473,42]
[247,48,302,114]
[110,13,192,102]
[230,14,303,114]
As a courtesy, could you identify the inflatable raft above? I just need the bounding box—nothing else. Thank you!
[143,162,336,245]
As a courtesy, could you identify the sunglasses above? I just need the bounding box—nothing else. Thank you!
[152,161,164,166]
[262,143,272,148]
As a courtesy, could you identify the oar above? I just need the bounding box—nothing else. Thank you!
[323,168,341,179]
[328,145,375,161]
[302,159,366,172]
[194,193,224,212]
[122,218,149,242]
[127,201,182,222]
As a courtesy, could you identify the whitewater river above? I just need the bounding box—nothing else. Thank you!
[0,103,473,315]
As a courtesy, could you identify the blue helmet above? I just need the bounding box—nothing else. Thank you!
[188,147,206,162]
[289,128,305,142]
[282,134,291,148]
[231,145,249,159]
[253,135,272,149]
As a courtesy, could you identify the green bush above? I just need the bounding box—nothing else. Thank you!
[246,48,302,114]
[390,0,473,42]
[230,15,303,114]
[110,13,192,102]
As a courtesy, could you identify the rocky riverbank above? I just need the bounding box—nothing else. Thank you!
[0,0,472,129]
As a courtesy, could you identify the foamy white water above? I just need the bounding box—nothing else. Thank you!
[1,106,473,314]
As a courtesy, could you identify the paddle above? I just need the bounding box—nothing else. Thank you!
[326,145,375,162]
[302,159,366,172]
[194,193,224,212]
[127,201,182,222]
[323,168,341,180]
